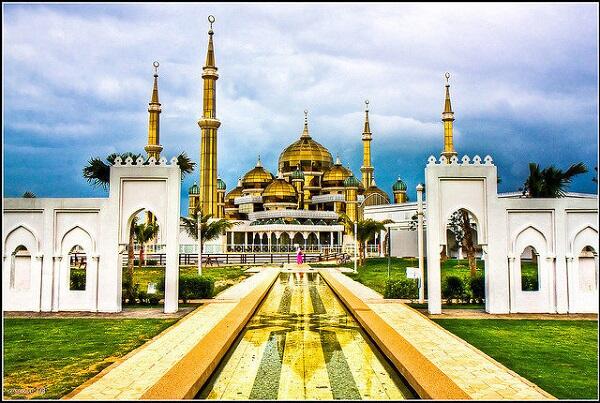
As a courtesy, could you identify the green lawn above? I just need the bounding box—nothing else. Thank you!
[340,257,484,296]
[126,265,250,296]
[3,318,177,399]
[434,319,599,399]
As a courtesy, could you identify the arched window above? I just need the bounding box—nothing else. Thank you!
[11,245,31,290]
[69,245,87,291]
[520,246,539,291]
[578,246,598,292]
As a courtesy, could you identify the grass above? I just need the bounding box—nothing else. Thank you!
[434,319,598,399]
[340,257,484,296]
[3,318,177,399]
[125,265,250,297]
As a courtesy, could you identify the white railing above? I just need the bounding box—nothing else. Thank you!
[310,194,346,203]
[225,243,343,254]
[231,224,345,233]
[234,195,263,205]
[248,209,339,221]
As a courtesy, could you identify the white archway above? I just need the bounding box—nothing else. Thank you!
[58,226,97,311]
[3,225,42,311]
[567,225,599,312]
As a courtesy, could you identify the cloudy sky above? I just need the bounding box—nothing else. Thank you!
[3,3,598,214]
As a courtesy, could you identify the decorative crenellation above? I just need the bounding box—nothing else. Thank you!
[112,155,179,167]
[427,154,494,166]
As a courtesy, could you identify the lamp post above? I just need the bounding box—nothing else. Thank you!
[197,212,202,276]
[416,183,425,303]
[353,221,358,273]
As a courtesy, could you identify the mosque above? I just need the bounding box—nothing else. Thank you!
[143,17,457,253]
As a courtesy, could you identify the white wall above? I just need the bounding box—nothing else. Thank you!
[424,154,598,314]
[3,156,182,313]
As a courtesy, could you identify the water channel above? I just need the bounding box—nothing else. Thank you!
[198,272,416,400]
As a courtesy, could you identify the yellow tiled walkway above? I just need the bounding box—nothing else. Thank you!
[327,269,555,400]
[68,269,275,400]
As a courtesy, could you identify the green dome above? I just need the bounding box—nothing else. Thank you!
[344,174,360,188]
[392,177,407,191]
[291,165,305,180]
[188,182,199,195]
[217,177,226,190]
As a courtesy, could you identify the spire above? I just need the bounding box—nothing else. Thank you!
[360,99,374,188]
[205,15,216,68]
[301,109,311,138]
[335,155,341,165]
[441,72,457,161]
[237,177,243,187]
[444,74,453,113]
[256,155,262,167]
[362,99,371,138]
[145,61,162,159]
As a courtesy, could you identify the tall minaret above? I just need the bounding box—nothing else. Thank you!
[360,100,374,189]
[198,15,221,216]
[144,61,163,159]
[441,72,457,161]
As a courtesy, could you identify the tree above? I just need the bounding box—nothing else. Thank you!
[181,207,237,274]
[22,191,36,198]
[82,150,196,296]
[134,220,160,269]
[522,162,588,198]
[593,166,598,185]
[338,214,392,266]
[83,151,196,190]
[124,215,138,303]
[448,209,478,277]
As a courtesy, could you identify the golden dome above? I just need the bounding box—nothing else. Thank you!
[263,173,298,203]
[242,157,274,189]
[363,178,390,204]
[225,178,243,202]
[322,157,352,187]
[278,111,333,173]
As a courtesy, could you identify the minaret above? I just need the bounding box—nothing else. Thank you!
[441,72,457,161]
[198,15,221,216]
[360,100,374,189]
[144,61,163,159]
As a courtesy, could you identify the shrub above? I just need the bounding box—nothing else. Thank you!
[137,290,148,305]
[521,274,539,291]
[442,275,466,304]
[148,294,162,305]
[179,275,215,302]
[145,259,158,266]
[469,275,485,303]
[384,279,418,299]
[156,274,215,302]
[69,270,86,291]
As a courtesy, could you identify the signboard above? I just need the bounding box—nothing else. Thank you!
[406,267,420,279]
[147,282,157,294]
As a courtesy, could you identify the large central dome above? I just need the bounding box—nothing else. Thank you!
[278,111,333,174]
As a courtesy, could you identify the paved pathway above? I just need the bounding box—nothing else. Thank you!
[419,308,598,321]
[328,269,555,400]
[4,306,196,320]
[67,269,275,400]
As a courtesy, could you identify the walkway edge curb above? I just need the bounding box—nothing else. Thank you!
[319,269,471,400]
[140,268,280,399]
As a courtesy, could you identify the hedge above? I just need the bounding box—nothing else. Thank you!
[384,279,419,299]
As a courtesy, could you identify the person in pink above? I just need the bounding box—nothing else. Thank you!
[296,247,304,264]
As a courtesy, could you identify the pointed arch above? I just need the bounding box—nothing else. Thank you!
[3,224,40,255]
[60,225,95,255]
[570,225,599,256]
[512,225,549,256]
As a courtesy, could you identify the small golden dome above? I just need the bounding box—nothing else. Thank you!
[225,178,243,203]
[363,178,390,204]
[322,157,352,187]
[263,173,298,203]
[242,157,274,189]
[278,111,333,173]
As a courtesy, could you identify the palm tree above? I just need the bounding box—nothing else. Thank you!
[83,150,196,284]
[22,191,36,198]
[339,214,392,266]
[522,162,588,198]
[181,207,237,274]
[124,215,138,303]
[134,220,160,269]
[83,151,196,190]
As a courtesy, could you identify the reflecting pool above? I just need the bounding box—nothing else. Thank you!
[198,272,416,400]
